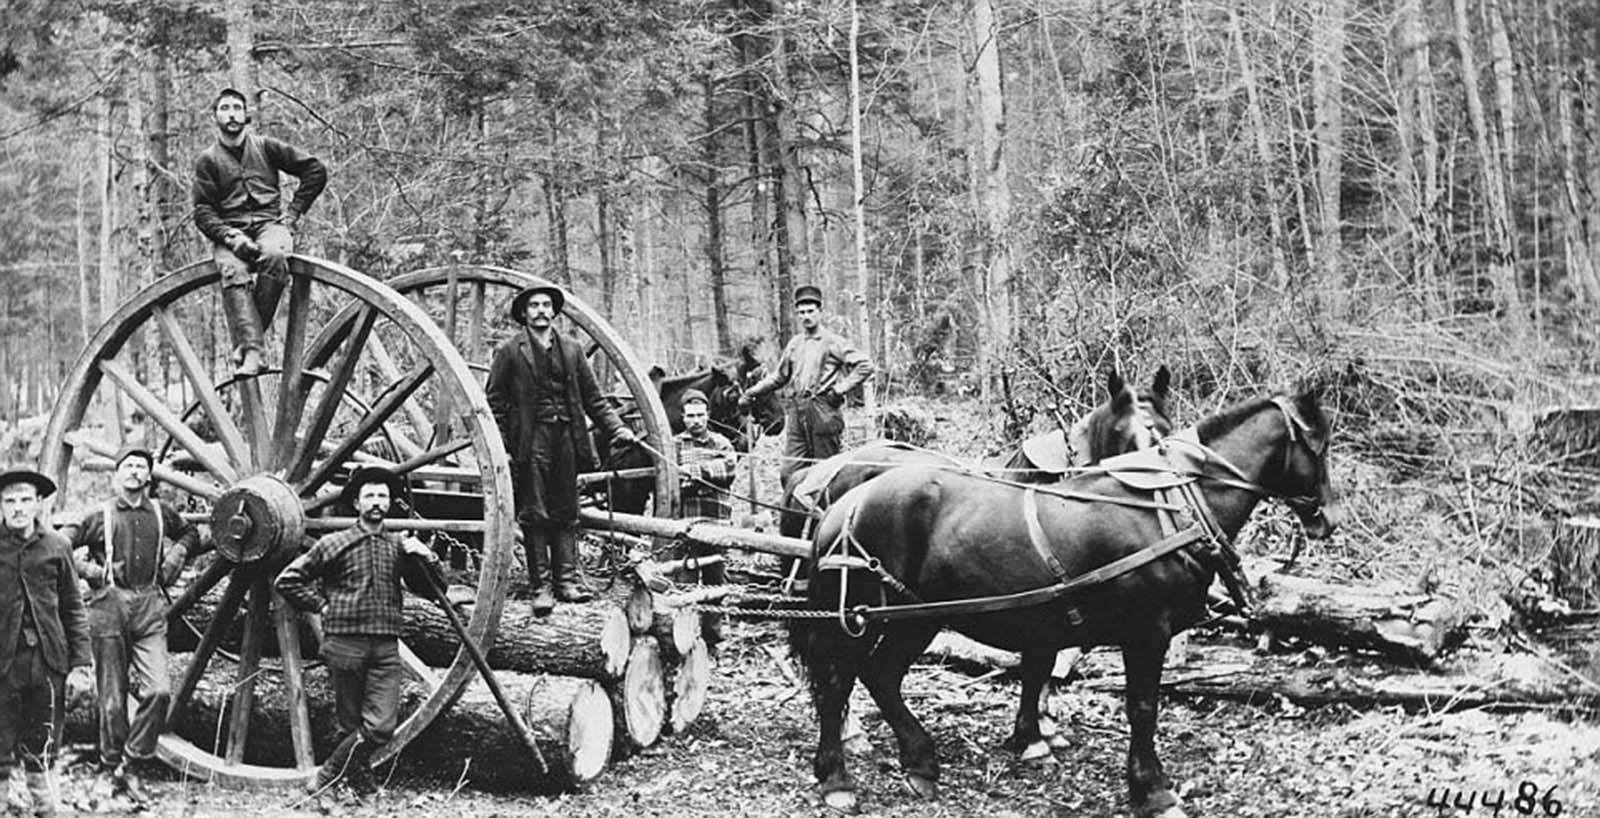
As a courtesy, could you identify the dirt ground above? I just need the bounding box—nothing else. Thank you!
[18,612,1598,818]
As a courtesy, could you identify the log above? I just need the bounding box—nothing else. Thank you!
[580,507,811,559]
[667,637,712,735]
[1254,573,1467,665]
[1552,517,1600,609]
[63,653,612,792]
[403,597,630,680]
[607,639,665,753]
[650,604,701,660]
[916,632,1083,680]
[596,576,655,635]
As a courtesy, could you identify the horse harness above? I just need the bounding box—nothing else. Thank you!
[816,397,1326,635]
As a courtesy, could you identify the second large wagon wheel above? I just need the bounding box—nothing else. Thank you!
[40,256,516,788]
[384,265,679,518]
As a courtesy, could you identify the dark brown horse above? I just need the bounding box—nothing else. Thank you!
[788,388,1340,817]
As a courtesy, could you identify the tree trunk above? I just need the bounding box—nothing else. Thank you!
[847,0,874,413]
[607,639,666,752]
[766,0,803,332]
[1395,0,1444,311]
[1551,0,1600,302]
[1552,517,1600,609]
[223,0,258,108]
[1229,5,1288,288]
[543,170,571,285]
[1310,0,1347,314]
[1254,573,1467,665]
[703,76,732,356]
[968,0,1014,404]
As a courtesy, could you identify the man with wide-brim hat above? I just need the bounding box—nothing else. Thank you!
[277,464,437,795]
[740,284,875,484]
[487,282,636,615]
[64,446,198,802]
[2,465,90,816]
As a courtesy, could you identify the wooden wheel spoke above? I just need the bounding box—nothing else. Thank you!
[164,557,232,622]
[168,568,250,729]
[152,306,251,470]
[369,334,437,448]
[272,593,315,770]
[302,438,472,515]
[297,364,434,497]
[286,306,378,484]
[225,568,272,765]
[64,431,224,501]
[99,360,240,484]
[268,276,316,471]
[466,279,487,364]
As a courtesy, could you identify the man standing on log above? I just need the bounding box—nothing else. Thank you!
[486,284,635,616]
[1,467,91,818]
[275,467,439,794]
[739,285,875,483]
[67,447,197,804]
[192,87,327,376]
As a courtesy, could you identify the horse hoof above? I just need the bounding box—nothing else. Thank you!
[903,774,938,800]
[1020,740,1052,762]
[1046,732,1071,750]
[842,735,872,756]
[822,789,860,813]
[1136,802,1188,818]
[1038,715,1059,738]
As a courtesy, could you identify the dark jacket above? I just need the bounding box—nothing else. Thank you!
[485,329,630,473]
[0,523,91,676]
[192,133,327,244]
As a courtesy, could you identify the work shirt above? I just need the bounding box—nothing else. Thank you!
[72,497,198,590]
[275,525,426,638]
[0,523,91,677]
[747,328,874,401]
[677,427,737,520]
[192,133,327,244]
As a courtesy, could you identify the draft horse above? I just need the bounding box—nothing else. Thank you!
[788,388,1340,817]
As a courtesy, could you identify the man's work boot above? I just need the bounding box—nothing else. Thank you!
[522,525,555,616]
[110,761,149,807]
[222,283,267,377]
[312,733,362,793]
[25,770,57,817]
[551,527,594,604]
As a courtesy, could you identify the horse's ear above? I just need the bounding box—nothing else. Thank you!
[1151,365,1171,400]
[1105,369,1125,398]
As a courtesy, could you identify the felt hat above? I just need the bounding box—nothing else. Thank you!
[214,87,248,109]
[680,388,710,408]
[794,285,823,307]
[0,467,56,499]
[509,285,566,323]
[112,446,156,469]
[339,466,405,510]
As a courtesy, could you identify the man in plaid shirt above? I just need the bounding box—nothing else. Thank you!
[275,466,436,794]
[676,389,736,651]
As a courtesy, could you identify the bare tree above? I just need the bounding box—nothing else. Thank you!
[967,0,1013,403]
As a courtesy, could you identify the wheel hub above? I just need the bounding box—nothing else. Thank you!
[210,474,305,563]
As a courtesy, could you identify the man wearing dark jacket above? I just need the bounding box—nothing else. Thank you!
[485,285,636,615]
[1,467,91,817]
[192,87,327,375]
[275,466,438,794]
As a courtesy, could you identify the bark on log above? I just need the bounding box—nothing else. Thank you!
[597,577,655,634]
[1254,573,1466,665]
[63,653,613,792]
[667,637,711,735]
[403,597,630,680]
[1552,517,1600,609]
[917,632,1082,680]
[607,639,665,753]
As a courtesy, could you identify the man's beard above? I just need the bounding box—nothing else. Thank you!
[361,505,387,523]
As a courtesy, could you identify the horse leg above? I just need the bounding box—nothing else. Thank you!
[1121,637,1187,818]
[804,624,869,813]
[858,623,941,800]
[1006,647,1053,761]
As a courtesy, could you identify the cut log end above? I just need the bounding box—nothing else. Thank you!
[668,638,712,734]
[610,639,666,751]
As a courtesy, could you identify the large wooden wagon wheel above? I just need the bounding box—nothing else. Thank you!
[40,256,516,789]
[384,265,679,518]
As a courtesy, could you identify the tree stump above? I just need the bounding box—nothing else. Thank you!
[1255,574,1466,665]
[607,639,665,754]
[1552,517,1600,609]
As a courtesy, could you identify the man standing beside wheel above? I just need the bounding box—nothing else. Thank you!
[1,467,91,818]
[66,447,198,803]
[486,285,636,616]
[191,87,327,376]
[275,466,439,794]
[739,285,875,484]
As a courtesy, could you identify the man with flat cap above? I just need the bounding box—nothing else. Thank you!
[486,284,636,615]
[65,447,198,801]
[192,87,327,376]
[276,466,439,794]
[1,466,90,817]
[740,285,875,483]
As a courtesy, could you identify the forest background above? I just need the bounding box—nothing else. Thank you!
[4,0,1600,603]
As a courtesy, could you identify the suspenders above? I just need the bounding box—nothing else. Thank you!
[102,498,164,590]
